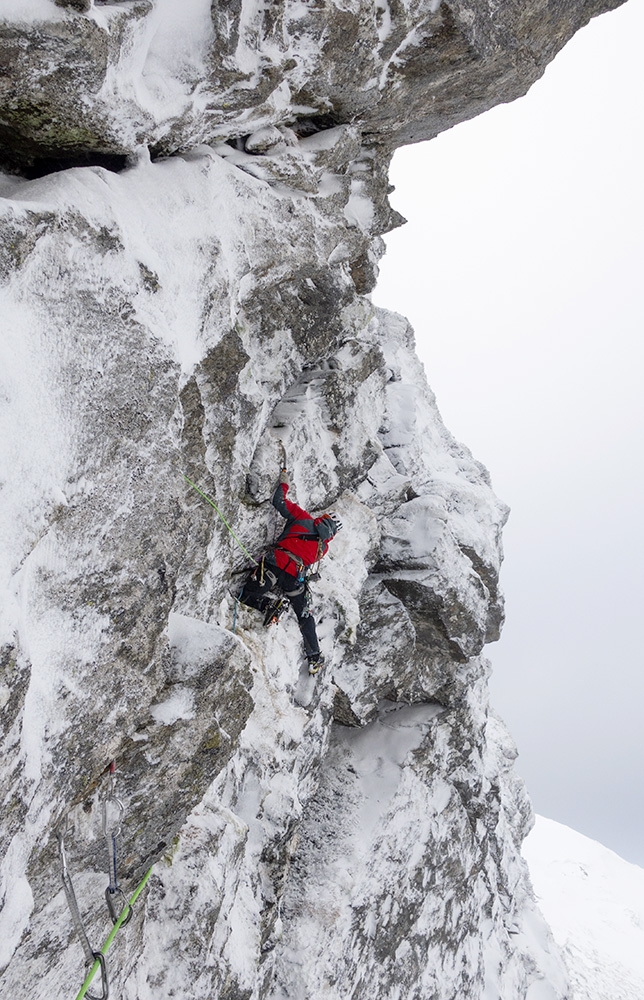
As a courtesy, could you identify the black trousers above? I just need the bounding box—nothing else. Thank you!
[238,563,320,658]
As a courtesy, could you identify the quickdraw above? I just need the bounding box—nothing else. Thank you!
[102,762,132,927]
[57,762,151,1000]
[75,868,153,1000]
[56,818,109,1000]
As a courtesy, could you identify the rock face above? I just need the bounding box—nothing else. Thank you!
[0,0,624,174]
[0,1,621,998]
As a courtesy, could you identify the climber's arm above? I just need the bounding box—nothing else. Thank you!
[271,481,311,522]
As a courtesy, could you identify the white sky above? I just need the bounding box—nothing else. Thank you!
[373,0,644,865]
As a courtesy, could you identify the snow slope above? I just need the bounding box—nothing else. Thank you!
[524,816,644,1000]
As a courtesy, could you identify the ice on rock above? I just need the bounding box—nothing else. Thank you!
[0,0,618,996]
[150,687,196,725]
[245,127,287,155]
[0,138,562,993]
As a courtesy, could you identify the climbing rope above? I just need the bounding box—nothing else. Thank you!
[102,762,132,927]
[183,474,258,566]
[75,867,153,1000]
[56,819,109,1000]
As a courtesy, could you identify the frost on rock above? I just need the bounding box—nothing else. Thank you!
[0,0,618,997]
[0,0,625,175]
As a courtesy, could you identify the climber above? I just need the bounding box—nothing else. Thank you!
[238,470,342,674]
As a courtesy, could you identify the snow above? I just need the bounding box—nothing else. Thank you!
[344,181,376,231]
[0,290,68,644]
[150,686,195,725]
[0,27,548,997]
[1,143,338,385]
[0,837,34,971]
[0,0,62,24]
[1,152,266,966]
[375,0,393,43]
[524,815,644,1000]
[97,0,215,130]
[378,24,428,90]
[339,700,444,832]
[269,701,444,997]
[168,613,231,680]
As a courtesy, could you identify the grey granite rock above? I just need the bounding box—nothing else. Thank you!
[0,0,625,176]
[0,0,614,996]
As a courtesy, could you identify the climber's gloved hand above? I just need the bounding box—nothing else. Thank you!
[279,468,289,486]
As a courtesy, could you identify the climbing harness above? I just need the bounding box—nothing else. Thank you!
[102,762,132,927]
[268,546,307,588]
[56,818,109,1000]
[183,474,259,566]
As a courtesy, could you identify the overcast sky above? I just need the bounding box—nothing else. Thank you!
[373,0,644,865]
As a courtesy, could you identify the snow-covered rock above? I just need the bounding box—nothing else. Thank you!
[524,816,644,1000]
[0,0,626,175]
[0,1,624,998]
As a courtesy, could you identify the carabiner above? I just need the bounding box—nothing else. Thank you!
[102,765,125,841]
[105,885,133,927]
[86,950,109,1000]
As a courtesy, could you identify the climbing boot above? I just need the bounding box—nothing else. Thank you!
[307,653,325,675]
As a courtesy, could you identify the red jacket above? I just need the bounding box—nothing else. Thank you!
[271,483,331,576]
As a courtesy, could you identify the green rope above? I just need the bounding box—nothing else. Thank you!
[183,475,258,566]
[74,867,154,1000]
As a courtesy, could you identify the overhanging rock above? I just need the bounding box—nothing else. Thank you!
[0,0,625,174]
[0,1,623,998]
